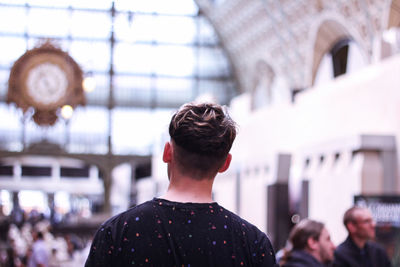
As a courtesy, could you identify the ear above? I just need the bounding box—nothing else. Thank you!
[218,153,232,173]
[347,222,357,234]
[163,142,172,163]
[307,236,319,251]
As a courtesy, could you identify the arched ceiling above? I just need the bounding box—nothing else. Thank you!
[196,0,394,95]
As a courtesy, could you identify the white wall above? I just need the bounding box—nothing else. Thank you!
[227,54,400,244]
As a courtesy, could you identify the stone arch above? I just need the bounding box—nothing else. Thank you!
[308,15,368,86]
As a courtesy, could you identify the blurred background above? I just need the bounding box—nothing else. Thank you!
[0,0,399,266]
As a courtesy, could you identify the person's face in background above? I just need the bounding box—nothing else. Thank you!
[31,230,38,241]
[351,208,376,241]
[317,227,335,264]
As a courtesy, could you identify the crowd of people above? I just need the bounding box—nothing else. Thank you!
[0,215,91,267]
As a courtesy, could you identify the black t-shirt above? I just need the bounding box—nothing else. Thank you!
[85,198,278,267]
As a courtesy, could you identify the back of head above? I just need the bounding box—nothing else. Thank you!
[288,219,324,251]
[169,102,236,179]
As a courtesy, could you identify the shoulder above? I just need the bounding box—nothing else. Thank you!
[222,207,264,233]
[366,241,391,265]
[334,237,354,254]
[93,199,157,241]
[219,206,277,264]
[334,242,348,254]
[101,200,156,227]
[333,241,352,266]
[85,200,157,266]
[223,207,271,243]
[282,250,322,267]
[367,240,386,252]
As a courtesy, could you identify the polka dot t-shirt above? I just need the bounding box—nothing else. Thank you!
[85,198,278,267]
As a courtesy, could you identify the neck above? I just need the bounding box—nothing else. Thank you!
[304,248,322,264]
[161,173,215,203]
[350,235,367,249]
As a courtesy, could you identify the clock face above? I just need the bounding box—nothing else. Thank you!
[7,41,85,125]
[26,62,68,106]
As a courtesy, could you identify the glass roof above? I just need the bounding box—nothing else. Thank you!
[0,0,237,155]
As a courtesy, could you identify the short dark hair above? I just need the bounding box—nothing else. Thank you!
[169,102,236,179]
[343,206,367,228]
[288,219,324,250]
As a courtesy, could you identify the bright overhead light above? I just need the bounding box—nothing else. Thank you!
[83,76,96,92]
[61,105,74,119]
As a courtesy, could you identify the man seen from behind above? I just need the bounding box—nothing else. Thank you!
[85,102,278,266]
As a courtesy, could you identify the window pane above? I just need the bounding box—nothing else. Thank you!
[112,108,154,154]
[156,77,193,92]
[27,8,70,37]
[114,75,152,107]
[198,16,218,45]
[128,14,156,43]
[198,47,230,77]
[114,43,154,73]
[114,12,137,43]
[153,0,198,15]
[69,0,113,10]
[23,0,72,8]
[115,13,196,44]
[0,104,21,130]
[85,74,109,106]
[0,37,26,67]
[112,108,172,155]
[70,10,111,39]
[69,106,109,154]
[153,16,196,44]
[153,45,195,76]
[0,0,26,4]
[69,41,110,72]
[155,77,193,104]
[0,6,27,34]
[115,0,197,15]
[0,70,8,99]
[198,80,231,104]
[115,75,151,90]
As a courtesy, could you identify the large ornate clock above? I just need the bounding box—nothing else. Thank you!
[7,40,85,126]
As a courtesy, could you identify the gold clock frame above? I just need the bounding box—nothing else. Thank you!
[7,40,85,126]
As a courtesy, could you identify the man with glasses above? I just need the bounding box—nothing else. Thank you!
[333,206,391,267]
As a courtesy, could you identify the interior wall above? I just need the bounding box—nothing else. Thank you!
[227,54,400,244]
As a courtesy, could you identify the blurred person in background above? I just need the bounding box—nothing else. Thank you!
[280,219,335,267]
[333,206,391,267]
[28,231,49,267]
